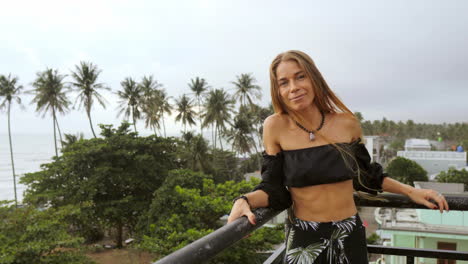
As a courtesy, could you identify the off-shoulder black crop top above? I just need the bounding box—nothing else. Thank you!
[252,138,388,211]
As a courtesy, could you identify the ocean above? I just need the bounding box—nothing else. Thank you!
[0,133,56,202]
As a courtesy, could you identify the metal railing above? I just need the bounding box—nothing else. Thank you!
[154,193,468,264]
[367,245,468,264]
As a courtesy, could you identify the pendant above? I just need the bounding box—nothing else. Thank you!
[309,132,316,141]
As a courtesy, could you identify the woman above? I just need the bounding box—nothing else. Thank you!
[227,50,449,263]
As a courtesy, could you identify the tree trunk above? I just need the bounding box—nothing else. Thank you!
[132,106,137,133]
[198,97,203,135]
[87,109,97,138]
[162,113,167,137]
[255,129,263,168]
[55,117,64,150]
[53,107,58,157]
[116,221,123,248]
[251,135,262,169]
[214,124,217,149]
[218,125,224,151]
[7,102,18,207]
[211,124,215,148]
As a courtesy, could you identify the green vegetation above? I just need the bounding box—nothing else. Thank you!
[366,233,381,245]
[21,123,181,248]
[1,121,280,263]
[357,112,468,146]
[137,169,283,263]
[436,168,468,190]
[386,157,428,186]
[0,201,94,264]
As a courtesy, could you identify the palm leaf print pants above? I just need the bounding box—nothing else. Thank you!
[284,213,369,264]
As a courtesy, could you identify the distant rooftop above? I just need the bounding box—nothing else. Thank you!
[377,207,468,235]
[414,181,465,193]
[405,138,431,151]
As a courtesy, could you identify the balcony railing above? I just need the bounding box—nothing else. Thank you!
[154,193,468,264]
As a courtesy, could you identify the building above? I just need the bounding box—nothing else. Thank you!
[397,138,467,178]
[404,139,432,151]
[376,182,468,264]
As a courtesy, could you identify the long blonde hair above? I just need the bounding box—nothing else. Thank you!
[269,50,383,198]
[269,50,352,119]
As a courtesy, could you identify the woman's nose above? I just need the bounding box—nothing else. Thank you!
[289,80,299,93]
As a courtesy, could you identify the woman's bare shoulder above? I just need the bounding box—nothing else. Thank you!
[329,112,362,140]
[263,113,289,154]
[263,113,289,129]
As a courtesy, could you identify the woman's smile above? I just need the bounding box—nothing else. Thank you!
[290,93,306,102]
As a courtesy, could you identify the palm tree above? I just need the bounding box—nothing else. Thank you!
[70,61,110,138]
[0,74,23,207]
[31,68,70,157]
[117,77,143,133]
[175,94,197,132]
[157,89,172,137]
[231,73,261,106]
[249,103,272,154]
[61,132,84,149]
[188,134,210,172]
[224,110,255,157]
[188,77,210,133]
[139,75,164,136]
[139,75,163,98]
[201,89,235,149]
[142,95,162,136]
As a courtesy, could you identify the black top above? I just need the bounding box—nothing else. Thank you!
[282,140,358,187]
[253,138,388,211]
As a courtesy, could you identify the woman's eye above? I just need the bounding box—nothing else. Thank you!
[297,75,305,80]
[279,82,287,87]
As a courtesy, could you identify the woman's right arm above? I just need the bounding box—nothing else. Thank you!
[227,115,289,225]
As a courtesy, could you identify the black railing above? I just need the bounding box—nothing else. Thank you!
[368,245,468,264]
[154,193,468,264]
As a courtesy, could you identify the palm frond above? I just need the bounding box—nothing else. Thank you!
[286,241,327,264]
[294,218,320,231]
[332,215,356,233]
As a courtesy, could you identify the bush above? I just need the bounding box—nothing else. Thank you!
[436,168,468,190]
[366,233,381,245]
[386,157,428,186]
[0,201,93,264]
[137,169,282,263]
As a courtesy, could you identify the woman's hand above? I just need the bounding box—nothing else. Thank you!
[407,188,449,213]
[227,199,256,225]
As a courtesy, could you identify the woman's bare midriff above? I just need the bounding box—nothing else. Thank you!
[289,179,357,222]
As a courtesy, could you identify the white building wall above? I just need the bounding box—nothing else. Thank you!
[397,150,466,176]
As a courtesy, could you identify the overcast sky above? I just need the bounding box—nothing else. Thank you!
[1,0,467,137]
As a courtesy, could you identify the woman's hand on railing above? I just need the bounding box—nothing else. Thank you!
[227,199,256,225]
[407,188,449,213]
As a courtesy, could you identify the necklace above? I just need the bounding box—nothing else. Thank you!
[294,111,325,141]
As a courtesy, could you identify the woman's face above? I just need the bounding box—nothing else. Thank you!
[276,60,315,112]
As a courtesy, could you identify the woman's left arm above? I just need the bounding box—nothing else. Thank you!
[347,113,450,214]
[382,177,449,213]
